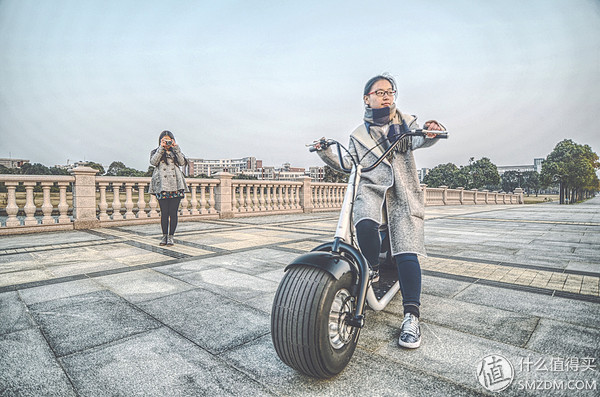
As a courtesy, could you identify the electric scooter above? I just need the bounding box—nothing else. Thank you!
[270,129,448,378]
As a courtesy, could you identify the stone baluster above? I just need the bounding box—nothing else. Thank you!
[57,182,70,223]
[199,185,207,214]
[148,194,159,217]
[124,182,135,219]
[180,191,190,215]
[5,182,20,227]
[259,184,266,211]
[136,183,148,218]
[189,184,199,215]
[251,184,259,212]
[208,184,216,213]
[246,184,253,212]
[265,184,273,211]
[23,181,37,226]
[98,182,109,221]
[284,185,291,209]
[111,183,123,220]
[41,182,55,224]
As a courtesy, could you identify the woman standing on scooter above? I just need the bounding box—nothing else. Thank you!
[315,74,444,349]
[149,130,188,246]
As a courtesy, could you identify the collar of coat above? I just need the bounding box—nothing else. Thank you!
[351,109,416,165]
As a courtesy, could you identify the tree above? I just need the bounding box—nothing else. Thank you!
[541,139,600,203]
[423,163,459,188]
[454,157,500,190]
[86,161,105,175]
[105,161,145,177]
[521,170,540,196]
[323,165,348,183]
[501,171,520,193]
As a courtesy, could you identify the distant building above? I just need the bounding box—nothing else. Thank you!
[417,168,429,183]
[497,158,544,175]
[309,166,324,182]
[186,156,262,177]
[0,158,29,168]
[55,160,91,171]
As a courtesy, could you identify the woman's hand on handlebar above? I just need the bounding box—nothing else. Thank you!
[308,137,335,152]
[423,120,445,138]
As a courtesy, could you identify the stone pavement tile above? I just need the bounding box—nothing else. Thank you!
[421,274,473,298]
[29,290,161,357]
[0,328,76,397]
[222,334,481,397]
[18,278,106,305]
[154,257,219,277]
[46,259,128,278]
[60,327,274,397]
[454,284,600,328]
[198,248,295,277]
[376,322,599,397]
[0,291,35,335]
[94,269,195,303]
[0,268,53,288]
[169,267,279,301]
[118,221,228,234]
[379,290,539,348]
[525,318,600,359]
[566,260,600,274]
[244,292,276,314]
[138,288,269,354]
[113,252,172,266]
[256,268,287,284]
[0,230,104,250]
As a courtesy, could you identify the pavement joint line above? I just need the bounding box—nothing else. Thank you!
[0,240,126,256]
[427,252,600,278]
[445,216,600,227]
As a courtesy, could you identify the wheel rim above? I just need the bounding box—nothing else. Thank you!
[328,288,355,350]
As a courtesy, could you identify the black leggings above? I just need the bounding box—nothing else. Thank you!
[356,218,422,317]
[158,197,182,235]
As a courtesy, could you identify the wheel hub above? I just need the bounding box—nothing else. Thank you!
[328,288,355,349]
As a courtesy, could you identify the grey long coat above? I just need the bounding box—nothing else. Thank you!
[149,146,188,194]
[318,112,439,257]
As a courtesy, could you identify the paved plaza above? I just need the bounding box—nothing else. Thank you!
[1,198,599,396]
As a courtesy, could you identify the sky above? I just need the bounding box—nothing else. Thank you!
[1,0,599,173]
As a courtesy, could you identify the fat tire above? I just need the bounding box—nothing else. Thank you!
[271,265,359,378]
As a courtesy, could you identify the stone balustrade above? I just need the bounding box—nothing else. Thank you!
[0,167,523,235]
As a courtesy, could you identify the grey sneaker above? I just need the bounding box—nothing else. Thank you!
[399,313,421,348]
[167,235,174,246]
[159,234,168,246]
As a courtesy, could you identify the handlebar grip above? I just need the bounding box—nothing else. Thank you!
[435,132,449,139]
[309,146,318,152]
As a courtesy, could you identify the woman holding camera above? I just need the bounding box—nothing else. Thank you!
[149,130,188,246]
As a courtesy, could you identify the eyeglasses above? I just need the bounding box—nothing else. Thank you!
[367,89,396,97]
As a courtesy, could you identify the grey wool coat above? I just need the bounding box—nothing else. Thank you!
[318,111,440,257]
[149,146,188,194]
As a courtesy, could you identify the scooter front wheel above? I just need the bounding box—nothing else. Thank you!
[271,265,359,378]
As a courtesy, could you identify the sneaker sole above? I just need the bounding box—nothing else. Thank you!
[398,338,421,349]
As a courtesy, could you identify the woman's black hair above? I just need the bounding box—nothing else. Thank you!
[363,74,397,96]
[152,130,187,168]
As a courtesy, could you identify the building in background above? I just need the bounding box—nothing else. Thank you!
[0,158,29,169]
[497,158,544,175]
[186,156,262,177]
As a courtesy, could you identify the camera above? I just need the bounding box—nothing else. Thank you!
[164,140,173,146]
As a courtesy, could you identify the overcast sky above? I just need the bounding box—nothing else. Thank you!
[1,0,599,172]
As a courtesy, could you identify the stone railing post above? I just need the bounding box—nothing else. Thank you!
[457,187,464,205]
[70,166,100,229]
[472,188,478,204]
[421,184,427,206]
[514,187,524,204]
[215,172,234,218]
[440,186,448,205]
[299,176,313,213]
